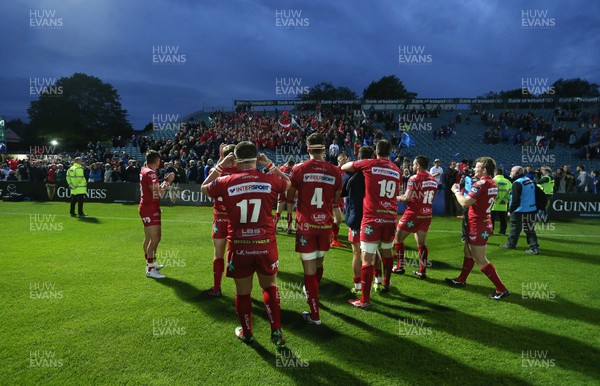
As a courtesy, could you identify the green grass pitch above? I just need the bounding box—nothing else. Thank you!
[1,201,598,385]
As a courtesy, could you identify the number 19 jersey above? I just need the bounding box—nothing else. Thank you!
[352,158,401,221]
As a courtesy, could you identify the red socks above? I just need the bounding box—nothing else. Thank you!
[262,286,281,330]
[304,274,320,320]
[382,257,393,286]
[457,257,475,282]
[213,258,224,291]
[316,266,324,284]
[235,294,253,336]
[360,265,374,303]
[332,223,340,240]
[481,263,507,292]
[418,246,428,273]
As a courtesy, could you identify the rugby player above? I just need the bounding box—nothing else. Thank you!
[206,144,237,297]
[342,139,401,308]
[202,142,291,346]
[139,150,175,279]
[446,157,510,300]
[394,156,438,279]
[288,133,342,325]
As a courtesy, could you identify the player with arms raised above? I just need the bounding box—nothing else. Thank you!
[446,156,510,300]
[274,158,295,233]
[202,142,291,346]
[139,150,175,279]
[207,144,237,297]
[342,139,401,308]
[394,156,438,279]
[288,133,342,325]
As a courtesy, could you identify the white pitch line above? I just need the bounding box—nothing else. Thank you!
[1,212,599,238]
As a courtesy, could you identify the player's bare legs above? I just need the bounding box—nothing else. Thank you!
[393,229,409,274]
[351,238,361,293]
[330,207,345,247]
[144,225,164,278]
[274,201,285,229]
[286,201,294,234]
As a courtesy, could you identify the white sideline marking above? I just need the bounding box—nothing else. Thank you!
[1,212,599,238]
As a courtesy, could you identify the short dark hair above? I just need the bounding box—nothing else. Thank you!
[495,167,504,176]
[578,164,585,171]
[376,139,391,158]
[146,150,161,165]
[476,157,496,176]
[358,146,374,160]
[286,158,296,166]
[306,133,325,155]
[414,155,429,170]
[222,144,236,158]
[234,141,257,162]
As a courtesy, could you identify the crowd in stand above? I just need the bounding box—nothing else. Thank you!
[2,107,600,196]
[478,108,600,159]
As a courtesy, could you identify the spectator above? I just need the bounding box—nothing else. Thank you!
[186,160,199,183]
[576,164,594,193]
[104,164,113,183]
[429,159,443,189]
[204,159,214,180]
[56,165,66,183]
[7,170,18,181]
[88,163,102,183]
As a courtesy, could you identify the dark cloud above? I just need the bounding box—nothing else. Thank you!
[1,0,598,129]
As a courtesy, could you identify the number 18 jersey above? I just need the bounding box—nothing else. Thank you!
[404,171,438,217]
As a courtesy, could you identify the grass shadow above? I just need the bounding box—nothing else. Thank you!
[77,216,101,223]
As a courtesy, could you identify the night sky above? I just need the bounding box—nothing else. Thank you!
[1,0,598,129]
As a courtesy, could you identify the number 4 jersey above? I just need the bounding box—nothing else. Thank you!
[352,158,401,221]
[290,159,342,232]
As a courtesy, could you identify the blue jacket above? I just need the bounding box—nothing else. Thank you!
[509,176,537,213]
